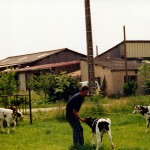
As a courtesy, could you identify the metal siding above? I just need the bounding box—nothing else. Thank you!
[127,42,150,58]
[126,43,130,57]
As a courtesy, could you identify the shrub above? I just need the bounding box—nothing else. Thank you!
[144,79,150,94]
[123,81,138,96]
[0,70,18,95]
[28,72,80,102]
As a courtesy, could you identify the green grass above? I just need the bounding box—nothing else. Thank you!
[0,96,150,150]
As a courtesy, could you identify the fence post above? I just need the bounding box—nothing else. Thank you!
[29,88,32,124]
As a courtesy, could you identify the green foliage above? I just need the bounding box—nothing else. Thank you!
[10,96,28,107]
[0,70,18,95]
[123,81,138,96]
[139,60,150,79]
[0,95,28,108]
[54,72,80,101]
[139,60,150,94]
[144,79,150,94]
[28,72,80,102]
[28,73,56,101]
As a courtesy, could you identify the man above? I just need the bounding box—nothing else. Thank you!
[66,85,89,146]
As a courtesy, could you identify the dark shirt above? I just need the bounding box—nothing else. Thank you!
[66,93,84,115]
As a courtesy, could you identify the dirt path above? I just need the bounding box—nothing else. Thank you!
[23,106,65,113]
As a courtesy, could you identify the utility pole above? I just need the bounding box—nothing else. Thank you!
[123,26,128,82]
[96,45,99,56]
[84,0,95,95]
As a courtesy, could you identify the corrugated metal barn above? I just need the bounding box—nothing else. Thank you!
[0,48,87,91]
[95,40,150,60]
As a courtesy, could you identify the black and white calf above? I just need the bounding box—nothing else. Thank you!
[133,105,150,128]
[0,108,24,133]
[85,117,114,150]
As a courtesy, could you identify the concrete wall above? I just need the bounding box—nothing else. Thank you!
[18,73,26,92]
[80,60,145,96]
[80,60,88,81]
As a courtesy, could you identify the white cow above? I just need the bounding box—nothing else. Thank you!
[85,117,114,150]
[133,105,150,128]
[0,108,23,133]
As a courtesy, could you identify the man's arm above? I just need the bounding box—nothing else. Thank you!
[73,109,86,123]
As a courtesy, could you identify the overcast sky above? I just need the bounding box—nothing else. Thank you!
[0,0,150,60]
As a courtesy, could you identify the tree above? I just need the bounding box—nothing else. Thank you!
[28,72,80,102]
[54,72,80,101]
[0,70,18,95]
[139,60,150,80]
[139,60,150,94]
[28,72,56,100]
[123,81,138,96]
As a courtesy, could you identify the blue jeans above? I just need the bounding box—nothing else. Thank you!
[66,113,84,146]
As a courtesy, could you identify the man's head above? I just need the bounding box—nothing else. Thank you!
[80,85,89,97]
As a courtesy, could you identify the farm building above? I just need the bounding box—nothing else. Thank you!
[81,40,150,96]
[0,48,87,92]
[96,40,150,60]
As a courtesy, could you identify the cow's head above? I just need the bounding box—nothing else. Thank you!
[13,110,24,120]
[133,105,142,114]
[133,105,148,115]
[17,110,24,120]
[85,116,97,128]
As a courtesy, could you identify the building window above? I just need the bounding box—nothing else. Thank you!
[124,75,137,83]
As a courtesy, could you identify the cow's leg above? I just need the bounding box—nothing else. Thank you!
[11,120,16,131]
[6,121,10,134]
[108,131,114,149]
[92,132,95,146]
[96,132,101,150]
[147,118,150,128]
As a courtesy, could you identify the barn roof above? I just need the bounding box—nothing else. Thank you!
[0,48,85,67]
[94,58,141,71]
[14,60,80,72]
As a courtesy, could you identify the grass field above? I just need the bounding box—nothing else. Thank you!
[0,96,150,150]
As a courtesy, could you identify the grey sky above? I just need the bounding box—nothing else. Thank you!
[0,0,150,60]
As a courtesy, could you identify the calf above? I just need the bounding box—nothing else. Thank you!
[85,117,114,150]
[0,108,23,133]
[133,105,150,128]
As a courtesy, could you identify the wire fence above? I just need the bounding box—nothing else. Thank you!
[0,94,29,115]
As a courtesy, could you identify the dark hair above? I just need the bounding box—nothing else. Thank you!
[80,85,89,92]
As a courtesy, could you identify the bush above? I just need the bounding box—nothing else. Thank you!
[144,79,150,94]
[0,70,18,95]
[28,72,80,102]
[123,81,138,96]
